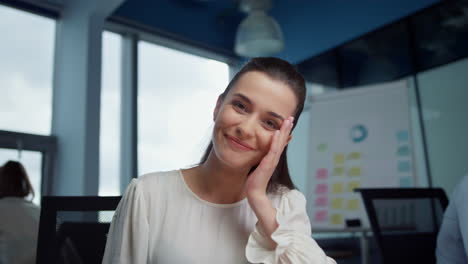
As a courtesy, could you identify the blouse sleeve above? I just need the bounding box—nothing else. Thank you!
[245,190,336,264]
[101,179,149,264]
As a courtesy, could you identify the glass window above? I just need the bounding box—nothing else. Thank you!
[338,21,412,88]
[415,57,468,195]
[0,149,42,205]
[411,0,468,71]
[138,42,229,175]
[0,5,55,135]
[99,31,122,196]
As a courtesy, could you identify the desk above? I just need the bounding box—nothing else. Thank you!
[313,228,372,264]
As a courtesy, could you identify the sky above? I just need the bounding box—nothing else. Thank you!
[0,4,229,201]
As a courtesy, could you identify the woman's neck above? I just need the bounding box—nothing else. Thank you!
[184,152,250,204]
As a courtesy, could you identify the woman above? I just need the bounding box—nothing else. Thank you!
[102,57,336,263]
[0,160,41,264]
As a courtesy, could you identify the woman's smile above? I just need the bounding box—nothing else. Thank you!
[225,134,255,151]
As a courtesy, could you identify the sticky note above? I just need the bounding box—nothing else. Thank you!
[317,143,328,152]
[398,161,411,173]
[348,167,362,177]
[314,210,327,222]
[400,177,413,187]
[315,196,328,207]
[347,181,360,192]
[315,184,328,194]
[334,153,345,165]
[331,198,343,209]
[316,168,328,179]
[332,183,344,194]
[330,214,343,225]
[397,131,409,142]
[346,199,360,210]
[332,167,344,176]
[347,152,362,160]
[397,145,410,157]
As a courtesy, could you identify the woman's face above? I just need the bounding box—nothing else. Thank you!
[212,71,298,169]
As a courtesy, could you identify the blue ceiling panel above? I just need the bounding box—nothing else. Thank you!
[113,0,442,63]
[113,0,243,56]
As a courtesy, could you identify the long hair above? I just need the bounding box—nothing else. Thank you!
[0,160,35,199]
[200,57,306,194]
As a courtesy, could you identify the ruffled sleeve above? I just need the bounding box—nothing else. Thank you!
[246,189,336,264]
[101,179,149,264]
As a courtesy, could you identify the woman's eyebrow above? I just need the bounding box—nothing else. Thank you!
[267,111,284,121]
[233,93,285,121]
[234,93,284,121]
[233,93,252,104]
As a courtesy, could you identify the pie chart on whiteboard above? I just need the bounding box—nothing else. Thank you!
[350,124,368,143]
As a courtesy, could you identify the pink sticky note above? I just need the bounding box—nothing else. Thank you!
[316,168,328,179]
[315,184,328,194]
[315,196,328,206]
[314,210,328,222]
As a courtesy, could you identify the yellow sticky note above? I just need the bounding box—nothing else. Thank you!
[332,167,344,176]
[346,199,360,210]
[331,198,343,209]
[348,167,362,177]
[332,183,344,194]
[330,214,343,225]
[347,152,362,160]
[334,153,345,165]
[347,181,361,192]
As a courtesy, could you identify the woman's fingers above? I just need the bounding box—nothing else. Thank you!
[277,116,294,154]
[259,116,294,173]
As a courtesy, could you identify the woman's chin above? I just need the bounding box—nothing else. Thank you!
[219,154,255,170]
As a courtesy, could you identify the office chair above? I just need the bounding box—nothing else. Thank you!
[36,196,121,264]
[356,188,448,264]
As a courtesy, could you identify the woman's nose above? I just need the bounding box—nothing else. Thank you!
[235,116,256,138]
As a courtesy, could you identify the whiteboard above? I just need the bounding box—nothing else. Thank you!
[305,80,415,230]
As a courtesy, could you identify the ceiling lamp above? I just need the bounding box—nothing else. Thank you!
[234,0,284,57]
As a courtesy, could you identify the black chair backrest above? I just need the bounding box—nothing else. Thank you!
[356,188,448,264]
[36,196,121,264]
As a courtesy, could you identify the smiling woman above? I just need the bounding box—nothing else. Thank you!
[102,57,336,264]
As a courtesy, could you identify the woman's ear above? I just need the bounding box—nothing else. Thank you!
[213,95,223,121]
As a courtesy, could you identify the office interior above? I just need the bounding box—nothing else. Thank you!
[0,0,467,263]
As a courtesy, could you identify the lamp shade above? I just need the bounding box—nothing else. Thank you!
[235,10,284,57]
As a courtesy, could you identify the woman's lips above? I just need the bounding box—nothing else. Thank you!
[225,135,254,151]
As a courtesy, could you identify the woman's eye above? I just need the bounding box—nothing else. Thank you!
[265,120,279,130]
[233,101,246,111]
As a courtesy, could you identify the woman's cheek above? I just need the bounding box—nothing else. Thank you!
[259,130,274,154]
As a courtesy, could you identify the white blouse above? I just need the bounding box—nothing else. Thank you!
[102,170,336,264]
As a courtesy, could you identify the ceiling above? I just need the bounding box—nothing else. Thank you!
[39,0,443,64]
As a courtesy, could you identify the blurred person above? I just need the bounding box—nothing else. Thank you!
[102,57,336,264]
[436,174,468,264]
[0,160,40,264]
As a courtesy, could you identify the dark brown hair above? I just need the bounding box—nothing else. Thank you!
[0,160,35,199]
[200,57,306,194]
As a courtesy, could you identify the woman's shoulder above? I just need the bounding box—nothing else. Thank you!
[138,169,180,184]
[124,170,182,197]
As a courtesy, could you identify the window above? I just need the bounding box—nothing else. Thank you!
[0,4,55,135]
[138,42,229,175]
[99,31,122,196]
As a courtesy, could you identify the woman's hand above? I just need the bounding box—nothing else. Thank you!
[245,116,294,248]
[245,116,294,199]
